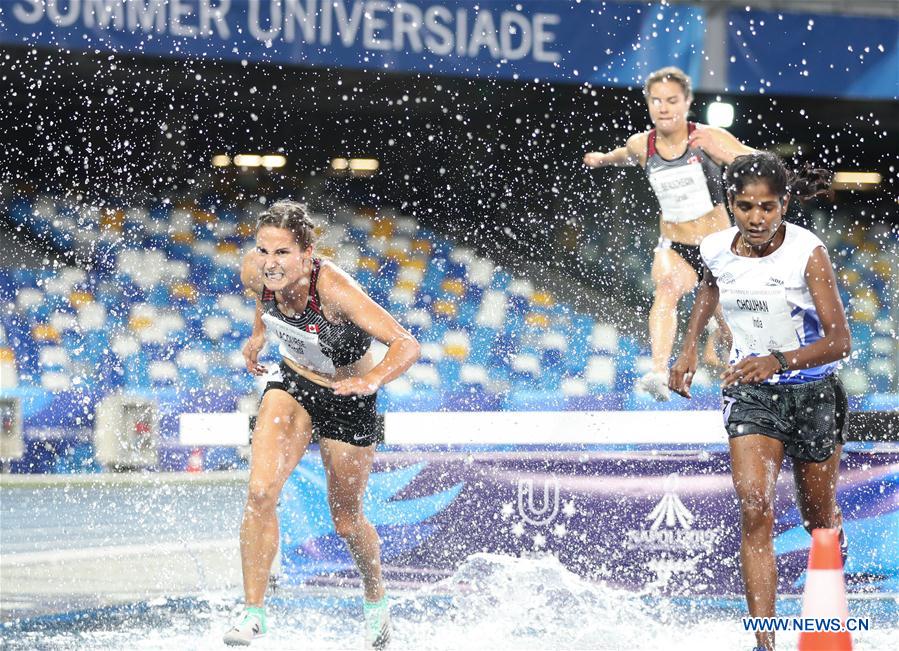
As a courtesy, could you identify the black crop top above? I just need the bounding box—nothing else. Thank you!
[261,259,372,369]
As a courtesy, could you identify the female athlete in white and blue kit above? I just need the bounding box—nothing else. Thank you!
[224,201,420,648]
[669,153,849,651]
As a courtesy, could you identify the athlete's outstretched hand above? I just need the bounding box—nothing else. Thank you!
[668,352,697,399]
[242,335,267,375]
[332,376,379,396]
[721,355,781,387]
[583,152,607,167]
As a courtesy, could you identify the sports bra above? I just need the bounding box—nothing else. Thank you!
[260,259,372,375]
[644,122,726,223]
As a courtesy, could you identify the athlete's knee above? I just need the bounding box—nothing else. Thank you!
[737,491,775,532]
[653,277,688,301]
[246,481,281,514]
[331,510,366,540]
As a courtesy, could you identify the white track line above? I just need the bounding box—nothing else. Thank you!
[2,538,238,565]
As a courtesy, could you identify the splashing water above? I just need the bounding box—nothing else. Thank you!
[5,552,897,650]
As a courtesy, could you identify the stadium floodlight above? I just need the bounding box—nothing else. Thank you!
[348,158,379,172]
[211,155,231,167]
[261,155,287,168]
[706,101,735,128]
[233,154,263,167]
[772,143,801,157]
[331,157,349,170]
[832,171,882,190]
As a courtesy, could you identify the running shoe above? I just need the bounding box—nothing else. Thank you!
[364,596,392,649]
[839,526,849,569]
[636,371,671,401]
[223,607,267,646]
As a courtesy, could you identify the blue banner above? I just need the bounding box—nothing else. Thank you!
[0,0,704,87]
[727,9,899,100]
[279,445,899,595]
[1,3,895,98]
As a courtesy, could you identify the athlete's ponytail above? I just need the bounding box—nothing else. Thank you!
[789,162,833,201]
[256,200,316,249]
[725,152,832,202]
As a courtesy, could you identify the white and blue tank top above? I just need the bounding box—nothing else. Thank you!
[700,224,839,385]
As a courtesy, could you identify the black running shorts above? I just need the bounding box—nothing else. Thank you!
[722,374,848,463]
[263,361,382,447]
[669,241,705,278]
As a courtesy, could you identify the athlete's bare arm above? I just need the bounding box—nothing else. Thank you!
[317,262,421,395]
[584,132,648,168]
[688,125,756,167]
[669,266,720,398]
[240,251,268,375]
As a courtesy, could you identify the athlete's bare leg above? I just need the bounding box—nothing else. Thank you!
[793,445,843,536]
[240,389,313,606]
[319,438,384,602]
[649,247,698,373]
[730,434,786,651]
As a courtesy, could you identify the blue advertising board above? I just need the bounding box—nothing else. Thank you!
[279,444,899,595]
[727,8,898,100]
[2,2,895,98]
[0,1,705,87]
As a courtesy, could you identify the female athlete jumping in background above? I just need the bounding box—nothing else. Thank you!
[585,66,756,400]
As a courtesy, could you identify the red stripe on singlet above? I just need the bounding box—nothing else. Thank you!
[647,122,697,160]
[307,259,322,313]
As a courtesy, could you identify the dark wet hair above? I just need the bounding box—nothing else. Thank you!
[725,152,832,202]
[256,200,316,249]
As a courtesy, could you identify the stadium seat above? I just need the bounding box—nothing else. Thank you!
[0,347,19,387]
[406,363,441,389]
[584,355,616,390]
[590,323,619,354]
[510,352,541,382]
[867,359,896,393]
[443,330,470,361]
[41,370,71,392]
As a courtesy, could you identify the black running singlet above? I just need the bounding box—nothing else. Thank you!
[260,259,372,372]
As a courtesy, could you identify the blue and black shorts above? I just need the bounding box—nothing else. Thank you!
[722,374,848,463]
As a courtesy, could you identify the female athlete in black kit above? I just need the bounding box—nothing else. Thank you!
[223,201,420,649]
[585,66,755,400]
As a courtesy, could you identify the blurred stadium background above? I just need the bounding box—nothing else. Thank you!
[0,0,896,468]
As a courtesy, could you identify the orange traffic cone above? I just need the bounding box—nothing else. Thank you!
[798,528,852,651]
[186,447,203,473]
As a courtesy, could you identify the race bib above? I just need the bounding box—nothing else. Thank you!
[649,163,715,223]
[719,285,797,358]
[262,313,337,376]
